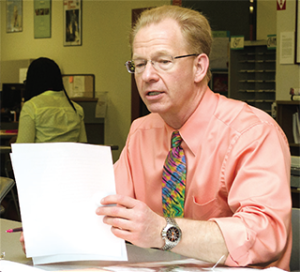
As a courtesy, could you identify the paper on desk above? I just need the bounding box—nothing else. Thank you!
[0,260,44,272]
[10,143,127,265]
[105,264,287,272]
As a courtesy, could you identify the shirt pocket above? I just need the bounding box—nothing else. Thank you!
[192,196,228,220]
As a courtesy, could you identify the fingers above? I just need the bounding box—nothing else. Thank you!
[100,194,136,209]
[96,195,137,220]
[103,214,131,231]
[19,232,26,254]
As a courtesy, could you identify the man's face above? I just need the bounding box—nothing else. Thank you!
[132,18,200,123]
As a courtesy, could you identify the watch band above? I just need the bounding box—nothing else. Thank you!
[161,217,182,251]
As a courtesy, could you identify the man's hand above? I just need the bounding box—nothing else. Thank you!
[96,194,165,249]
[96,194,228,264]
[20,232,26,254]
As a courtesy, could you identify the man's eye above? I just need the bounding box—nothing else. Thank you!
[158,59,172,64]
[135,62,146,68]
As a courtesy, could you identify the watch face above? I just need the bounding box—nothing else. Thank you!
[166,226,180,242]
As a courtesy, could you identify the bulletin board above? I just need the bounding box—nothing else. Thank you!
[62,74,95,99]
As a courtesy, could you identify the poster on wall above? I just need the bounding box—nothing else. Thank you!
[63,0,82,46]
[34,0,51,38]
[6,0,23,33]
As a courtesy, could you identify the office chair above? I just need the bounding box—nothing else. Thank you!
[290,208,300,271]
[0,176,19,217]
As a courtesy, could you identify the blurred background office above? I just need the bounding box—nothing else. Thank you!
[1,0,299,218]
[1,0,298,162]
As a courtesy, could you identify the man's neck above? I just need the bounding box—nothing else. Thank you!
[161,86,208,129]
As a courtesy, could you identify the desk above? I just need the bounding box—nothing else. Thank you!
[0,131,17,142]
[0,146,12,154]
[0,219,192,271]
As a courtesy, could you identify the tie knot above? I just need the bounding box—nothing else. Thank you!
[171,131,182,148]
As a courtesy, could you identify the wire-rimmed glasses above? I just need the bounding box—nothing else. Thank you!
[125,54,198,74]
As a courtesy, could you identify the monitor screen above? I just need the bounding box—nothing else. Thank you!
[1,83,25,109]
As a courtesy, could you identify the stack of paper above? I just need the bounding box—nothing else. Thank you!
[10,143,127,265]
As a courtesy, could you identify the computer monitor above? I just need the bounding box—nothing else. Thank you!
[0,83,25,122]
[1,83,25,109]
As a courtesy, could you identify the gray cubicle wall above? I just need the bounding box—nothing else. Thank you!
[74,100,104,145]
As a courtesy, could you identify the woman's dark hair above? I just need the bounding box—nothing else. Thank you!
[24,57,76,112]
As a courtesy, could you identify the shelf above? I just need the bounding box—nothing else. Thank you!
[238,89,275,93]
[276,101,300,156]
[276,101,300,208]
[243,100,274,103]
[229,40,276,114]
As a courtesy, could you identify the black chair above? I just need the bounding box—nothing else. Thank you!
[290,208,300,271]
[0,176,19,217]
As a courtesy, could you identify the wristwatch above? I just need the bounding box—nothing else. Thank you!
[161,217,182,251]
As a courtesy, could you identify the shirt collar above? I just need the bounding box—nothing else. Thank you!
[178,87,218,156]
[41,90,64,96]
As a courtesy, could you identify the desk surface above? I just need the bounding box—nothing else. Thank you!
[0,219,194,271]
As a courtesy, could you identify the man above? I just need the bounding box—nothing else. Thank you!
[96,5,292,270]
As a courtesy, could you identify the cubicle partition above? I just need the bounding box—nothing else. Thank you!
[62,74,106,145]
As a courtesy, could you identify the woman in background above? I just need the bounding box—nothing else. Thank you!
[16,57,87,143]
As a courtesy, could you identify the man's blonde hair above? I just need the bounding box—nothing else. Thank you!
[130,5,212,81]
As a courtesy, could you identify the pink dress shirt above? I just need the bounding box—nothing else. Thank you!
[114,88,292,270]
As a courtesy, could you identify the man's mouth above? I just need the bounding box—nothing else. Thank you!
[147,91,161,96]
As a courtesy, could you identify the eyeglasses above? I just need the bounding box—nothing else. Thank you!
[125,54,198,74]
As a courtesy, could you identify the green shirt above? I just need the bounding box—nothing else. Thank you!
[16,91,87,143]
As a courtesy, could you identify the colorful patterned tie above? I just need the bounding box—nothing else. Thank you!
[162,131,186,217]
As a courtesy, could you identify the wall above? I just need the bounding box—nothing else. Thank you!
[0,0,170,162]
[276,0,300,100]
[183,0,253,40]
[257,0,276,40]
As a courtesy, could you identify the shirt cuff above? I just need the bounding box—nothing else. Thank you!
[211,217,256,266]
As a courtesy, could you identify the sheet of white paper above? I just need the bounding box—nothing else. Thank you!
[280,31,294,64]
[74,76,85,94]
[63,76,75,97]
[19,68,28,83]
[0,260,44,272]
[10,143,127,264]
[32,244,127,265]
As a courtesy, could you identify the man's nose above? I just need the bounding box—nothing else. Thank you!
[141,61,159,81]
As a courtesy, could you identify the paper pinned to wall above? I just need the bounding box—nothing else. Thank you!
[63,75,94,98]
[73,76,85,94]
[19,68,27,83]
[95,92,107,118]
[63,75,85,97]
[280,31,294,64]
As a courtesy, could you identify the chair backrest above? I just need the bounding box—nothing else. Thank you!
[0,176,15,203]
[290,208,300,271]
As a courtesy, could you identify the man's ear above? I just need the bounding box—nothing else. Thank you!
[194,53,209,83]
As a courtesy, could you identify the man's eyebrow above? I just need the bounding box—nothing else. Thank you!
[132,55,145,60]
[132,51,172,60]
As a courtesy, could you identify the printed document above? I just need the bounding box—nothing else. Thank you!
[10,143,127,265]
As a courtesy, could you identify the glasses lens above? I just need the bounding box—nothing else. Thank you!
[155,56,174,71]
[126,61,135,73]
[134,59,148,74]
